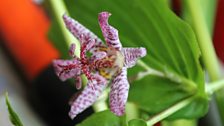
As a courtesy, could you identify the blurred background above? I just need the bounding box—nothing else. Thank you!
[0,0,224,126]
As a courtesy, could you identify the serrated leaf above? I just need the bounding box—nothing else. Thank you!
[77,110,126,126]
[5,93,23,126]
[128,119,147,126]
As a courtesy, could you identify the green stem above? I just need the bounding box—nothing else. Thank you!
[162,119,197,126]
[137,60,164,77]
[48,0,80,56]
[185,0,220,81]
[126,102,140,120]
[206,79,224,95]
[146,96,195,126]
[92,88,109,112]
[185,0,224,124]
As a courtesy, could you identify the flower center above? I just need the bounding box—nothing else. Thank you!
[96,47,124,79]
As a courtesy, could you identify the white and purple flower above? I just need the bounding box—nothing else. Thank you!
[53,11,146,119]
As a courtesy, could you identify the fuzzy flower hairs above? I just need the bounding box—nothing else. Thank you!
[53,11,146,119]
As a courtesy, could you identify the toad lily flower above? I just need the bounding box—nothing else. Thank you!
[53,11,146,119]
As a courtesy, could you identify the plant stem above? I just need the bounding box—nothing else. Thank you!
[185,0,224,124]
[146,96,195,126]
[126,102,140,120]
[185,0,220,81]
[137,60,164,77]
[92,88,109,112]
[206,79,224,95]
[162,119,197,126]
[48,0,80,56]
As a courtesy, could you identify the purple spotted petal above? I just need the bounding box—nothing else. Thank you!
[69,43,76,57]
[52,59,81,81]
[63,14,105,52]
[69,74,108,119]
[80,34,95,55]
[109,68,129,116]
[98,12,122,50]
[122,47,147,68]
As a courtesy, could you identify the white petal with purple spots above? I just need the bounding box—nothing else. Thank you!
[109,68,129,116]
[122,47,147,68]
[52,59,81,81]
[63,14,106,53]
[69,74,107,119]
[99,12,122,51]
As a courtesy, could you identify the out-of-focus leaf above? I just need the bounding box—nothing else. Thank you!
[128,119,147,126]
[77,110,126,126]
[5,93,23,126]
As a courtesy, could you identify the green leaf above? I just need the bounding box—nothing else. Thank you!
[129,75,208,120]
[48,0,208,120]
[128,119,147,126]
[168,96,208,120]
[77,110,126,126]
[5,93,24,126]
[129,76,187,114]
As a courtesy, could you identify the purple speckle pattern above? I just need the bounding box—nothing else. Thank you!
[52,12,147,119]
[63,14,105,52]
[52,59,81,81]
[122,47,147,68]
[69,43,76,57]
[98,12,122,51]
[69,74,107,119]
[110,68,129,116]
